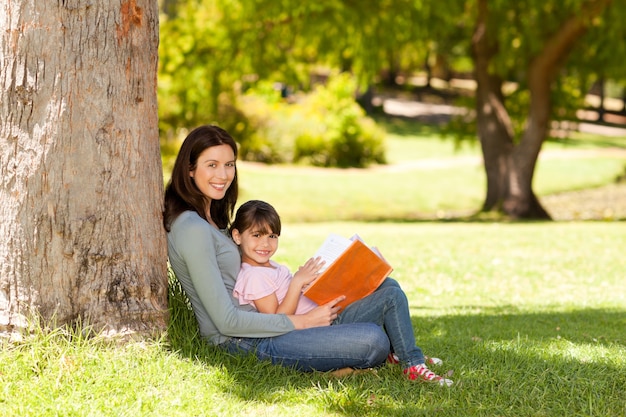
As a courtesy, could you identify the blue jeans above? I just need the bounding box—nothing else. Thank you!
[336,278,425,368]
[220,322,389,372]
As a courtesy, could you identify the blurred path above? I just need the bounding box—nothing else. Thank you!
[380,97,626,137]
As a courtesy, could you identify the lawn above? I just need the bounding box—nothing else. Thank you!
[1,222,624,417]
[2,121,625,416]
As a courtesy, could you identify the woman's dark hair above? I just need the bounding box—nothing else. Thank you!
[163,125,238,231]
[229,200,281,237]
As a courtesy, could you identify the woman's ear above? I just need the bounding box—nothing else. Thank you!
[231,229,241,245]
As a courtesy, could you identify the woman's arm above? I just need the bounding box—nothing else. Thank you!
[170,213,293,338]
[287,296,345,329]
[170,212,338,337]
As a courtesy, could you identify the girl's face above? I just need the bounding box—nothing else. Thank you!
[189,144,236,201]
[231,223,279,267]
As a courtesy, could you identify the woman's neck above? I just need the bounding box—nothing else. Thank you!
[206,216,219,228]
[204,200,217,228]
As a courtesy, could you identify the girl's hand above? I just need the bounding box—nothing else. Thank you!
[292,257,325,288]
[288,295,344,329]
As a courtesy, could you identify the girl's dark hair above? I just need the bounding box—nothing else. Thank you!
[163,125,238,231]
[229,200,281,237]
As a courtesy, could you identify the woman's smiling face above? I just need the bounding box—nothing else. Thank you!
[189,144,236,201]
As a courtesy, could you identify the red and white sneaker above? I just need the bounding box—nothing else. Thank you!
[403,364,453,387]
[387,353,400,364]
[426,356,443,366]
[387,353,443,366]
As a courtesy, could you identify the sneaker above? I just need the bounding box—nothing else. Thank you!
[404,364,453,387]
[386,353,400,364]
[426,356,443,366]
[387,353,443,366]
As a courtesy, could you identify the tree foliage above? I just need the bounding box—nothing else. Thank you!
[158,0,626,214]
[236,74,386,167]
[158,0,438,137]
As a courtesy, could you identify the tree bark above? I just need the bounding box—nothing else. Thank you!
[472,1,514,213]
[472,0,611,219]
[0,1,168,335]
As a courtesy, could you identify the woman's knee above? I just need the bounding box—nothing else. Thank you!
[377,282,409,307]
[353,323,390,366]
[378,277,401,290]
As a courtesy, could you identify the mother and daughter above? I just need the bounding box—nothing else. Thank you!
[163,124,453,386]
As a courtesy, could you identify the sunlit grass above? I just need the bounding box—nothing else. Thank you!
[237,153,625,222]
[2,222,624,416]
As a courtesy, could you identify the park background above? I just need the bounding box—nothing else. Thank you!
[2,1,626,416]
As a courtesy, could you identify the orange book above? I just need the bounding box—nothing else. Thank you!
[302,234,393,310]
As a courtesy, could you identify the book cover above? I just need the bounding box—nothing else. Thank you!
[302,234,393,310]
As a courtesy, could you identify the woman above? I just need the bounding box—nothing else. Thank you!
[164,125,452,385]
[163,125,389,372]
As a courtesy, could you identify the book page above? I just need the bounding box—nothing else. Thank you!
[350,233,385,260]
[312,233,353,272]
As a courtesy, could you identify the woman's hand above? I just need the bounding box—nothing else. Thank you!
[288,295,345,329]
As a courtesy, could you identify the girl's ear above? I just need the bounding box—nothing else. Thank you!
[231,229,242,245]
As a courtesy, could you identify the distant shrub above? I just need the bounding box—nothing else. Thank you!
[236,74,387,168]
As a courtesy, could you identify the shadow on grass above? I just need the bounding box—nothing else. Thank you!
[166,278,626,416]
[412,305,626,347]
[336,212,563,224]
[547,135,626,149]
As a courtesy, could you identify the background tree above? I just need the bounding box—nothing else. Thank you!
[0,1,168,334]
[469,0,624,219]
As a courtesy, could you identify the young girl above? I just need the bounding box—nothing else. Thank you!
[230,200,453,386]
[231,200,322,315]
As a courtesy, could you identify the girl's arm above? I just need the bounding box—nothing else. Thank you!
[171,214,293,337]
[254,257,324,315]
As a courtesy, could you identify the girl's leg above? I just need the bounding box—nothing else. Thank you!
[337,278,454,386]
[220,322,389,372]
[335,278,425,368]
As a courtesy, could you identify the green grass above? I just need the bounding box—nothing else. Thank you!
[237,155,625,222]
[2,222,625,416]
[2,120,624,416]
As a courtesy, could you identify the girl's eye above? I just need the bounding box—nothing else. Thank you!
[269,234,278,239]
[226,162,236,167]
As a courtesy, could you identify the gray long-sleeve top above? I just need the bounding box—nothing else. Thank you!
[167,210,295,344]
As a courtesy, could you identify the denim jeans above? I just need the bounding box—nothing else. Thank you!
[220,322,389,372]
[336,278,425,368]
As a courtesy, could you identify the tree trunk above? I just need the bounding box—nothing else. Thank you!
[471,0,611,219]
[0,1,168,335]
